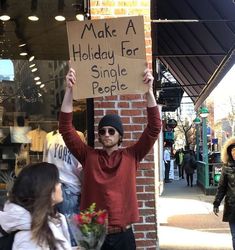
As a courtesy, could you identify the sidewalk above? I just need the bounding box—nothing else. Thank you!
[158,175,232,250]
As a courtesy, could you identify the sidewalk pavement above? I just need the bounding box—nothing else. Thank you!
[158,174,233,250]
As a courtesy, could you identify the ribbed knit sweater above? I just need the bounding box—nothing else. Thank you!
[59,106,161,227]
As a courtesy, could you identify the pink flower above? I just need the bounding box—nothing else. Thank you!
[74,214,84,224]
[96,211,108,225]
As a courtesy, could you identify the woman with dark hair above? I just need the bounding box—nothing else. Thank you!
[0,162,72,250]
[213,137,235,250]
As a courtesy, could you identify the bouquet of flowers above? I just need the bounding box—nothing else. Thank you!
[71,203,108,250]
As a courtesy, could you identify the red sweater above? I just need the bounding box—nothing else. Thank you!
[59,106,161,227]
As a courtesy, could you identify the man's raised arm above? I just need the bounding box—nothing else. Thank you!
[61,68,76,113]
[143,68,157,108]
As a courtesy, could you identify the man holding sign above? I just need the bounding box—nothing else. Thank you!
[59,65,161,249]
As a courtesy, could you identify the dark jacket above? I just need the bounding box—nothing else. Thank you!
[213,137,235,222]
[182,151,196,174]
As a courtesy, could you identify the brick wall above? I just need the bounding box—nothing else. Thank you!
[90,1,158,249]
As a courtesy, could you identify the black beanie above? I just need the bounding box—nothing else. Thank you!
[98,114,124,136]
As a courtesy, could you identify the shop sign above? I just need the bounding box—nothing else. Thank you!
[67,16,147,99]
[212,138,218,144]
[164,131,174,140]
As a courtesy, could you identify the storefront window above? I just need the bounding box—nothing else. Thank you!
[0,60,87,198]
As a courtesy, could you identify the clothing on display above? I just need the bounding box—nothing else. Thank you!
[15,144,30,176]
[0,127,9,144]
[27,127,47,152]
[43,130,85,197]
[10,126,31,143]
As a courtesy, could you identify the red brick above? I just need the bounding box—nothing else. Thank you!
[134,224,156,232]
[137,216,144,223]
[146,232,157,239]
[104,95,119,101]
[120,109,142,116]
[137,192,155,200]
[143,170,155,177]
[139,163,154,170]
[120,116,129,123]
[96,102,115,108]
[123,132,131,139]
[94,110,104,116]
[145,185,155,192]
[123,124,143,131]
[138,201,143,207]
[135,232,145,238]
[136,178,154,186]
[132,117,146,123]
[132,101,146,108]
[136,239,156,247]
[146,216,156,223]
[120,94,142,100]
[139,208,155,216]
[136,186,144,192]
[145,200,155,207]
[118,102,130,108]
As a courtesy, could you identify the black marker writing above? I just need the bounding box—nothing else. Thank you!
[81,22,117,39]
[72,44,115,65]
[91,64,127,83]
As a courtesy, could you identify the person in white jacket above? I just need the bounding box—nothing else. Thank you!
[0,162,72,250]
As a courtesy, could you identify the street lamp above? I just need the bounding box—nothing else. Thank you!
[199,106,209,118]
[199,106,209,188]
[193,117,201,161]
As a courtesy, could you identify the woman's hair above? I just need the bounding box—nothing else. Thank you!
[9,162,60,249]
[227,144,235,163]
[221,137,235,164]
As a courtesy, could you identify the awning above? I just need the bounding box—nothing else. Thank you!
[151,0,235,110]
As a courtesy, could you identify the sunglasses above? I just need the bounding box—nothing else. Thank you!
[98,128,116,136]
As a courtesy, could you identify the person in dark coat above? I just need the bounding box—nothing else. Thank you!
[182,149,196,187]
[213,137,235,250]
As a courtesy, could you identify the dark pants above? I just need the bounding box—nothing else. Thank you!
[181,165,185,179]
[229,222,235,250]
[101,228,136,250]
[186,173,193,186]
[178,164,182,178]
[164,161,170,181]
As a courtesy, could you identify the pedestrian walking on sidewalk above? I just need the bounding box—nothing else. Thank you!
[182,149,196,187]
[175,148,184,179]
[213,137,235,250]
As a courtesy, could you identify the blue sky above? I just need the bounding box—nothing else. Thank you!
[0,59,14,80]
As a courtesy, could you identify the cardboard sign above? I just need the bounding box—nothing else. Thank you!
[66,16,147,100]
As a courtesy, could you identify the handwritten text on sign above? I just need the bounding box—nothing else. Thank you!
[66,16,147,100]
